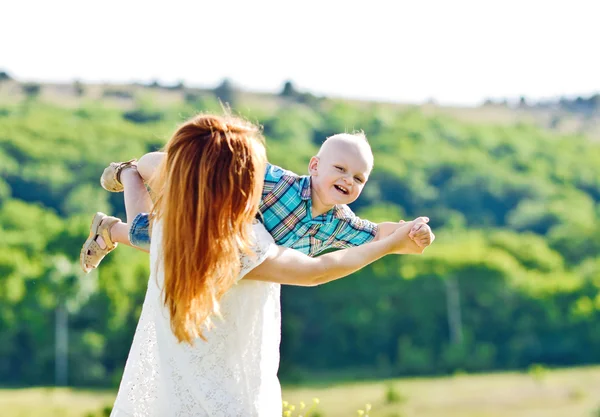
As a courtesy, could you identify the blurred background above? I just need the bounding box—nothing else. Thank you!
[1,0,600,416]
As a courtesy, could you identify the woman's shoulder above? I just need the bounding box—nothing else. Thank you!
[238,221,275,280]
[251,220,274,243]
[249,220,275,261]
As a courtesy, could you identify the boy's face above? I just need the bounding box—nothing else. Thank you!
[309,140,372,207]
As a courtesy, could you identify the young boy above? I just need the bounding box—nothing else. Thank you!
[81,132,432,271]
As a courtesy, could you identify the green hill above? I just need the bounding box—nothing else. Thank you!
[1,79,600,387]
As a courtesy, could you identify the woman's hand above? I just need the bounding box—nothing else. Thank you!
[247,218,434,287]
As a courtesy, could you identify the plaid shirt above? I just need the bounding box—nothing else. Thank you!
[129,163,378,256]
[258,163,377,256]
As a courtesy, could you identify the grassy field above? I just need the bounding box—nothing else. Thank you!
[2,366,600,417]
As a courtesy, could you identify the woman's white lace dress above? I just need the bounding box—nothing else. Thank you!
[111,221,281,417]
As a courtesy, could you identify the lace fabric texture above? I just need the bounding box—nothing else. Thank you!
[111,222,281,417]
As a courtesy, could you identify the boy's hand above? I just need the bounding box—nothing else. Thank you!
[387,217,433,255]
[408,217,434,248]
[374,218,433,246]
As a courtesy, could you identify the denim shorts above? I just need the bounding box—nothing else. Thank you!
[129,213,151,251]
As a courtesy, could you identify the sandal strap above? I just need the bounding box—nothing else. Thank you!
[83,239,111,268]
[115,159,138,184]
[80,212,122,273]
[98,216,120,250]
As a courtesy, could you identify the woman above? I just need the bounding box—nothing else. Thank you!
[90,114,431,416]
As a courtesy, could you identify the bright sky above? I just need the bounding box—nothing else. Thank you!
[3,0,598,106]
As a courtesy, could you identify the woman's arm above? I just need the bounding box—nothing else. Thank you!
[245,219,431,286]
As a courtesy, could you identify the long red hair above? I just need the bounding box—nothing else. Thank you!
[150,114,266,343]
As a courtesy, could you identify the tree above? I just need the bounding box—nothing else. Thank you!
[519,96,527,108]
[147,79,161,88]
[73,80,85,97]
[213,78,237,107]
[280,80,298,98]
[167,80,185,90]
[0,70,11,82]
[445,275,463,345]
[123,109,164,124]
[22,83,41,100]
[46,255,97,386]
[590,94,600,110]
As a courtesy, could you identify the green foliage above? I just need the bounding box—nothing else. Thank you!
[183,91,224,115]
[2,87,600,387]
[62,184,111,216]
[122,109,164,124]
[0,70,11,81]
[102,89,133,99]
[280,80,298,97]
[384,384,406,404]
[21,82,41,99]
[86,404,112,417]
[527,363,548,383]
[73,80,85,97]
[213,78,237,108]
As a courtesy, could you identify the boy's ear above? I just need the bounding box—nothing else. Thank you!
[308,156,319,175]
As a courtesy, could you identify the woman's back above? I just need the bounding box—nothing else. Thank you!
[111,221,282,417]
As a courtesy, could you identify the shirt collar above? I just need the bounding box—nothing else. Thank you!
[332,204,353,220]
[299,175,312,200]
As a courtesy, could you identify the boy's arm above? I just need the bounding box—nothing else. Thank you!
[373,221,405,242]
[137,151,166,182]
[374,219,433,248]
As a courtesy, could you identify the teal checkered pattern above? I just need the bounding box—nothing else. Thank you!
[258,164,377,256]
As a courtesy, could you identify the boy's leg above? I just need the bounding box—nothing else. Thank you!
[95,167,153,247]
[137,151,165,183]
[121,167,153,225]
[80,167,153,272]
[109,222,131,246]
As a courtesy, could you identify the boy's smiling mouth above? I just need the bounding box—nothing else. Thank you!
[334,184,349,195]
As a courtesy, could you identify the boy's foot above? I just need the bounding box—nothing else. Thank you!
[100,159,138,192]
[80,212,120,273]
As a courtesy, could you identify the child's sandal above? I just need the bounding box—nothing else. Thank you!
[80,212,120,274]
[100,159,137,192]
